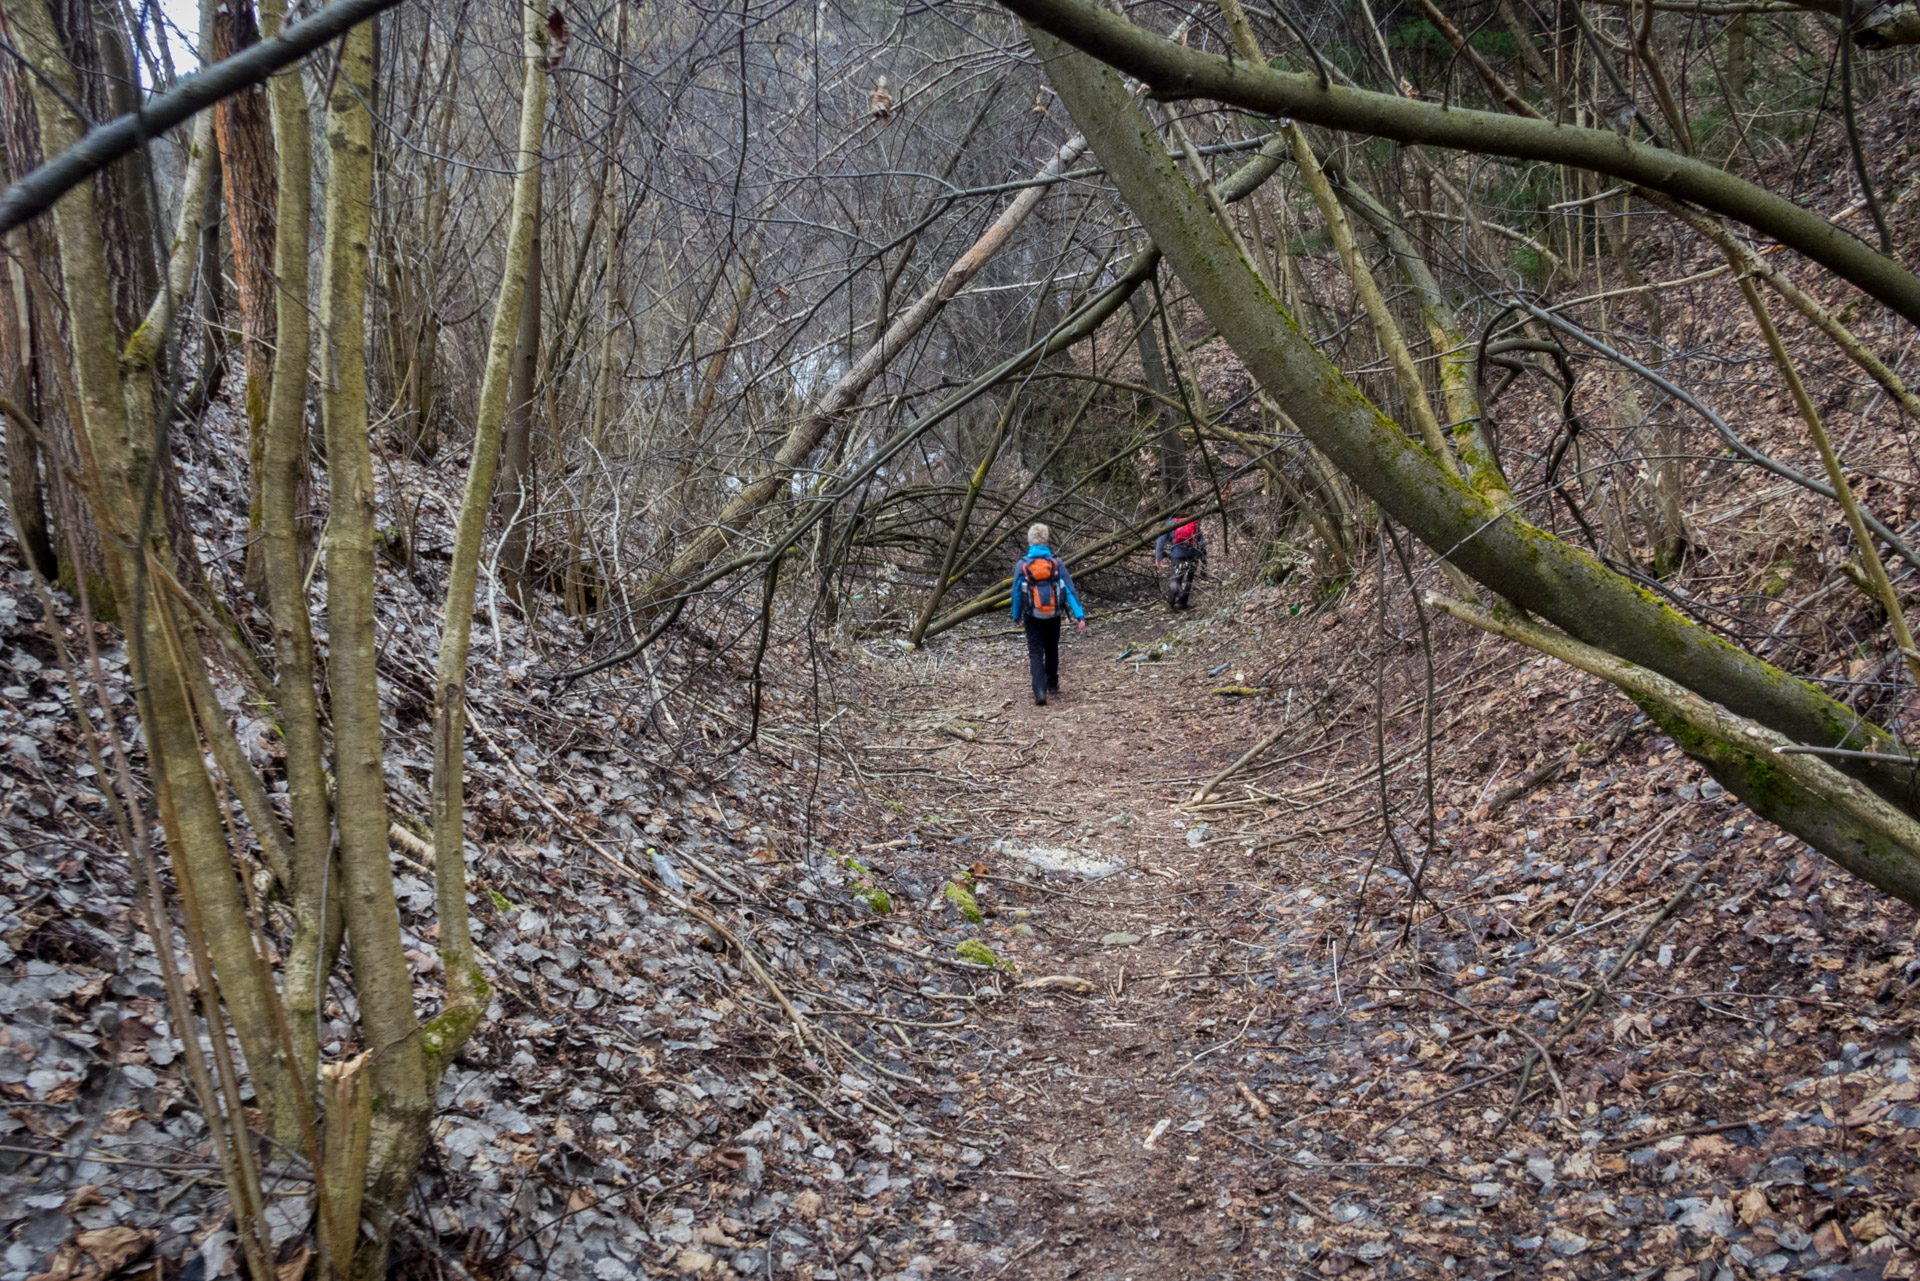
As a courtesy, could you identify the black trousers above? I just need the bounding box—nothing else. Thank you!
[1023,616,1061,699]
[1167,557,1199,608]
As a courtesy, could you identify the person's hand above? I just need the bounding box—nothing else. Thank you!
[1076,619,1086,632]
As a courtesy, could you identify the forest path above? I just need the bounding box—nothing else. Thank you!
[859,605,1316,1279]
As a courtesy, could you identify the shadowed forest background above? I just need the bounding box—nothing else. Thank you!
[2,0,1920,1275]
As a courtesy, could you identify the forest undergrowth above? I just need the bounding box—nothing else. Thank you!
[1,360,1917,1279]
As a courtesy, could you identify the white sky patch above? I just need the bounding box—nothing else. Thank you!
[155,0,203,74]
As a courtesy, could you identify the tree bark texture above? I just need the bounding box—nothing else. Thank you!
[0,244,55,577]
[314,20,430,1274]
[0,0,162,615]
[255,0,331,1082]
[4,0,299,1150]
[497,185,542,602]
[210,0,281,597]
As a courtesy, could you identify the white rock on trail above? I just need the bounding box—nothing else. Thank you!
[992,839,1124,878]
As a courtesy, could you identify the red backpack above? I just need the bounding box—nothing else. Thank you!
[1173,520,1198,547]
[1021,555,1062,619]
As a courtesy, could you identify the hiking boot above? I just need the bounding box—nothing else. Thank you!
[1046,682,1060,694]
[1034,693,1047,706]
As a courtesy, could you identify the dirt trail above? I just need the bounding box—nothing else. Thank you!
[862,608,1302,1279]
[848,598,1920,1281]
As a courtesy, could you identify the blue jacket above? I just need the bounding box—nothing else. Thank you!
[1011,544,1085,622]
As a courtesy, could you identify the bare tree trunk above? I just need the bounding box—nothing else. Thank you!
[1289,125,1457,475]
[1127,288,1187,496]
[211,0,280,597]
[314,20,431,1275]
[571,46,629,622]
[430,0,549,1060]
[1600,199,1690,575]
[1497,0,1557,91]
[909,397,1016,646]
[587,189,624,453]
[1632,0,1696,155]
[69,0,159,332]
[188,172,229,419]
[688,234,761,446]
[1335,176,1515,509]
[0,0,164,617]
[1727,15,1750,104]
[497,185,542,606]
[255,0,331,1084]
[389,39,459,460]
[668,228,761,521]
[0,243,55,577]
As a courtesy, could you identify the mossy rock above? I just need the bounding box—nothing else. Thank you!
[944,881,984,924]
[956,940,999,967]
[855,887,892,915]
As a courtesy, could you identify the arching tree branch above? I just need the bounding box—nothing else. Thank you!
[998,0,1920,328]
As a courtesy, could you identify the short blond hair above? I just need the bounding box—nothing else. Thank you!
[1028,522,1051,546]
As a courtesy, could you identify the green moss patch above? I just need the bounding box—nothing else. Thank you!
[956,940,999,967]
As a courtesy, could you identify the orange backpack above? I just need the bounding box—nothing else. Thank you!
[1022,555,1061,619]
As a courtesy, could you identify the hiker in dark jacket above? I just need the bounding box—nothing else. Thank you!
[1155,516,1207,610]
[1010,523,1086,706]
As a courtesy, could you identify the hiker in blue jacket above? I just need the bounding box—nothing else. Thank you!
[1154,514,1207,611]
[1011,522,1086,706]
